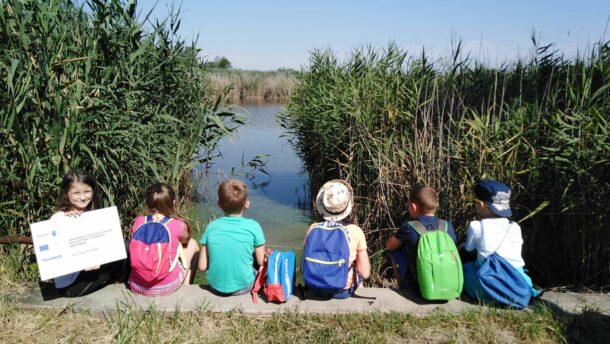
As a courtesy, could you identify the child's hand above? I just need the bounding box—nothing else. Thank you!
[85,265,100,271]
[64,210,84,217]
[264,248,274,263]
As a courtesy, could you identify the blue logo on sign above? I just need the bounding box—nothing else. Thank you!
[39,244,49,251]
[52,230,57,237]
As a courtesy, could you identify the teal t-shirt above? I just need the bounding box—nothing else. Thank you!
[200,216,265,293]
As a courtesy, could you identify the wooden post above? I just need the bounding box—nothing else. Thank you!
[0,236,33,245]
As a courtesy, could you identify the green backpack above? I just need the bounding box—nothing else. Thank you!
[411,220,463,300]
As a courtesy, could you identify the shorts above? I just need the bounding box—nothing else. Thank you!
[129,267,186,297]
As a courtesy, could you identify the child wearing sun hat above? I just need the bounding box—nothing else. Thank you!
[302,179,371,299]
[462,179,541,300]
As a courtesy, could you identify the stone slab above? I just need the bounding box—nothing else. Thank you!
[8,284,610,316]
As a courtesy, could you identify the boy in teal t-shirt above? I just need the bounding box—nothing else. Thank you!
[198,179,266,295]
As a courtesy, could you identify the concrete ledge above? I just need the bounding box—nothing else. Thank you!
[10,284,610,316]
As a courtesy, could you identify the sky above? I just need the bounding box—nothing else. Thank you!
[136,0,610,71]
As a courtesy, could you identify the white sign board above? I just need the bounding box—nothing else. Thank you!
[31,206,127,281]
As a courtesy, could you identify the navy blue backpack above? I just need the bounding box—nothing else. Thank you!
[302,221,350,291]
[477,222,532,309]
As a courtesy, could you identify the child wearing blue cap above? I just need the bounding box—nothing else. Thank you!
[462,180,540,301]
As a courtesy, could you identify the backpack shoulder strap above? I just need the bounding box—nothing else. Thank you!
[144,215,172,225]
[170,242,185,272]
[251,263,268,304]
[326,220,347,230]
[483,220,512,255]
[408,220,427,235]
[437,219,448,233]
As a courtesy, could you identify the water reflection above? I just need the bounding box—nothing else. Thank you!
[195,102,311,250]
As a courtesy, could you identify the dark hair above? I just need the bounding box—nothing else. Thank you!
[57,170,100,212]
[409,185,439,214]
[217,179,248,214]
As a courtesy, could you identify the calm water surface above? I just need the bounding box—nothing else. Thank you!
[194,102,311,251]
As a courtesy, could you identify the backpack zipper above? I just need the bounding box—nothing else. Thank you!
[305,257,346,266]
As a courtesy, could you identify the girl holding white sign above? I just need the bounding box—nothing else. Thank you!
[45,170,125,297]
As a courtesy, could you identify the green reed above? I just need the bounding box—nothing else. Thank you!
[280,42,610,288]
[207,69,297,101]
[0,0,244,277]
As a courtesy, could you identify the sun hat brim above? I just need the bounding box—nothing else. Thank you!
[315,179,353,222]
[487,202,512,217]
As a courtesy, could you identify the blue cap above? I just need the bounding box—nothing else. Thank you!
[474,180,512,217]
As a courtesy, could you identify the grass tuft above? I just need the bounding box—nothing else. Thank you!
[0,297,585,343]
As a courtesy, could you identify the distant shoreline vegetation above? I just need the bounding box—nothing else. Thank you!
[204,58,297,101]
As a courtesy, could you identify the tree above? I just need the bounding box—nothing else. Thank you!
[207,56,232,69]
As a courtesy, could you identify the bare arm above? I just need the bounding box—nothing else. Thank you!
[385,235,402,250]
[302,223,315,246]
[254,245,265,267]
[356,249,371,279]
[198,244,208,272]
[178,222,191,245]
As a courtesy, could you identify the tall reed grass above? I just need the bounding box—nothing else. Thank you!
[207,69,297,101]
[0,0,244,278]
[280,42,610,288]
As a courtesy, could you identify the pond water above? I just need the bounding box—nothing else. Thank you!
[193,101,311,252]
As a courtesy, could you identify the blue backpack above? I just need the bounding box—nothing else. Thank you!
[302,221,351,290]
[477,253,532,309]
[477,222,532,309]
[252,249,295,303]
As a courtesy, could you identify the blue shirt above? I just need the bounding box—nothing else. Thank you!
[54,271,80,288]
[394,215,457,254]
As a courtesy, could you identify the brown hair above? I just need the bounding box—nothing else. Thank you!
[409,185,439,214]
[217,179,248,215]
[145,183,178,217]
[145,182,192,235]
[57,170,100,212]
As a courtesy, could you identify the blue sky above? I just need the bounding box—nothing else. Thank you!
[137,0,609,70]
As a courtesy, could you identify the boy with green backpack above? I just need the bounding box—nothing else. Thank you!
[386,186,463,300]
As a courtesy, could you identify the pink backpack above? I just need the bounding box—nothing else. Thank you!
[129,216,179,285]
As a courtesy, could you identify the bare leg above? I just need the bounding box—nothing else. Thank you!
[181,238,200,285]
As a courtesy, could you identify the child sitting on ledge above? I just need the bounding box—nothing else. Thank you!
[198,179,266,296]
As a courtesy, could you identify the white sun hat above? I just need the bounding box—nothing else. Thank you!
[315,179,353,222]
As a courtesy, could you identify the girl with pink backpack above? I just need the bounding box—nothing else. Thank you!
[128,183,199,296]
